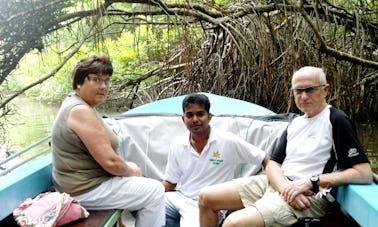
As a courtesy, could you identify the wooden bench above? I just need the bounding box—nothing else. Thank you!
[64,209,124,227]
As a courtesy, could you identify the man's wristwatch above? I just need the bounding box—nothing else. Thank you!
[310,175,319,193]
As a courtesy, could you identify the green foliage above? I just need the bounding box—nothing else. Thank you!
[1,0,377,122]
[0,0,72,84]
[214,0,231,5]
[5,20,186,103]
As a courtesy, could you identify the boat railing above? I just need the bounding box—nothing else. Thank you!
[0,135,51,177]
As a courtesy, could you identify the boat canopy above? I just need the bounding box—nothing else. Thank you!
[105,93,293,180]
[123,92,276,116]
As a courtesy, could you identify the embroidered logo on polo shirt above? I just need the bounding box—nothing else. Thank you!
[209,151,224,165]
[348,148,358,157]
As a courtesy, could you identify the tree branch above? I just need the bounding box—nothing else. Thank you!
[298,0,378,69]
[0,3,107,109]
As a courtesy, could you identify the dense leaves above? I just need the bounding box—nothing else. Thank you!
[0,0,377,142]
[0,0,70,84]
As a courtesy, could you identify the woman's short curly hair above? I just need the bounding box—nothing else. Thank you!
[71,55,113,89]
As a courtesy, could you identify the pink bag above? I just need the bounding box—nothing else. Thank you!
[13,192,89,227]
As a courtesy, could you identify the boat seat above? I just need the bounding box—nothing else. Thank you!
[0,152,124,227]
[63,209,124,227]
[290,202,360,227]
[0,209,123,227]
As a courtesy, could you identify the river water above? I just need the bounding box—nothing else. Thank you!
[1,95,377,173]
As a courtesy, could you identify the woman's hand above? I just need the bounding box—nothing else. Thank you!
[125,162,142,177]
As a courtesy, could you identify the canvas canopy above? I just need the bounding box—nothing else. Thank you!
[104,93,295,181]
[104,114,294,181]
[123,93,276,116]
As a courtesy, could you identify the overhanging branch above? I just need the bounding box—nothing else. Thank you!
[0,7,104,109]
[298,0,378,69]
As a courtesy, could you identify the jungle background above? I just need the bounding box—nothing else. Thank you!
[0,0,377,162]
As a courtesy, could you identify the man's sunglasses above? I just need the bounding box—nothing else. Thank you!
[291,84,325,94]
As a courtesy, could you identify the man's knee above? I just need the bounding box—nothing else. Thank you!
[198,187,212,208]
[222,207,265,227]
[222,214,241,227]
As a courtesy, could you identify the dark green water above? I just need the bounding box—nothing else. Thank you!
[1,95,59,152]
[1,95,377,173]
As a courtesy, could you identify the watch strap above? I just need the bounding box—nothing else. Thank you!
[311,176,319,193]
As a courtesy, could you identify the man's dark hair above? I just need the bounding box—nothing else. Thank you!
[182,93,210,113]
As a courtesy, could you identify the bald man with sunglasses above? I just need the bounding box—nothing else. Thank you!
[198,66,373,227]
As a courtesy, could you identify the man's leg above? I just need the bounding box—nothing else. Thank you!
[179,197,200,227]
[222,206,264,227]
[198,181,244,227]
[165,191,182,227]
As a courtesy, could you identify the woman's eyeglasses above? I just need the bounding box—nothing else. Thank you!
[87,75,111,86]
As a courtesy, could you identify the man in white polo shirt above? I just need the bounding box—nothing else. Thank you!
[162,93,269,227]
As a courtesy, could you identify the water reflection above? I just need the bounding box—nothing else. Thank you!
[356,122,378,174]
[2,95,59,155]
[1,96,377,173]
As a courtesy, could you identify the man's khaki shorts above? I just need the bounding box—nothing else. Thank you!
[235,175,328,226]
